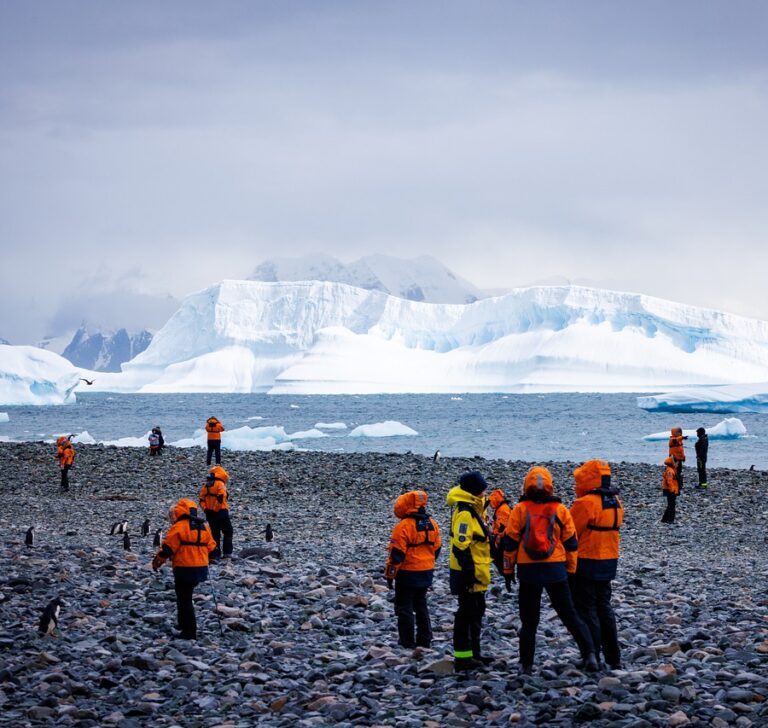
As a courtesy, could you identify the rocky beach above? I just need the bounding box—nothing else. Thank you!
[1,441,767,727]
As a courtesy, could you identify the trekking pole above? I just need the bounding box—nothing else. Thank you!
[208,565,225,637]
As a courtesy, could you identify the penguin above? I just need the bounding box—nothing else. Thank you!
[749,464,756,471]
[25,527,34,547]
[123,532,131,551]
[38,597,64,636]
[265,523,274,542]
[433,449,441,462]
[141,519,150,537]
[109,521,127,535]
[153,529,162,548]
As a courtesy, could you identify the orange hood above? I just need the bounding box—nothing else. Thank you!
[522,466,554,496]
[209,465,229,483]
[573,459,612,497]
[56,436,69,446]
[671,427,683,436]
[394,490,428,518]
[664,456,676,467]
[170,498,200,523]
[488,488,507,509]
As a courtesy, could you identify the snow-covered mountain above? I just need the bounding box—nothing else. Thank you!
[249,254,482,304]
[61,326,153,372]
[91,279,768,395]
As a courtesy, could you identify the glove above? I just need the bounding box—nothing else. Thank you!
[504,573,516,592]
[151,555,164,572]
[386,579,393,590]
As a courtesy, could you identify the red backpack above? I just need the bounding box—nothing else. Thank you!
[521,502,559,560]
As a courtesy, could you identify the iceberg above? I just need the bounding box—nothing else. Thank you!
[0,345,81,405]
[638,383,768,413]
[348,421,419,438]
[0,412,9,423]
[315,421,348,430]
[642,417,747,441]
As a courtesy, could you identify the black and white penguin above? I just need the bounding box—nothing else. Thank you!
[265,523,274,542]
[433,449,441,462]
[153,529,162,548]
[109,521,128,535]
[123,532,131,551]
[25,527,35,547]
[141,519,150,537]
[38,597,64,636]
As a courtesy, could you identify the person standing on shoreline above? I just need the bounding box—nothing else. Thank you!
[662,456,680,523]
[384,490,442,650]
[447,470,492,671]
[502,466,597,674]
[568,460,624,670]
[56,435,75,492]
[668,427,686,490]
[695,427,708,488]
[205,416,225,465]
[200,465,233,559]
[488,488,512,575]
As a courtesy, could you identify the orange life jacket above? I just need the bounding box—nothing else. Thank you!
[57,442,75,467]
[200,476,229,512]
[662,458,680,495]
[668,428,685,462]
[161,515,217,568]
[488,489,511,547]
[205,418,225,441]
[385,491,442,579]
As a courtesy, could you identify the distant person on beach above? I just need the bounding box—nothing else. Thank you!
[569,460,624,670]
[502,466,597,674]
[148,426,164,456]
[56,435,75,492]
[662,456,680,523]
[668,427,686,490]
[447,471,492,671]
[205,416,225,465]
[384,490,441,649]
[200,465,233,559]
[488,488,512,575]
[152,498,217,640]
[695,427,708,488]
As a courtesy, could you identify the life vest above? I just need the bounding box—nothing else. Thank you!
[668,428,686,461]
[168,516,215,567]
[584,488,622,532]
[520,501,561,560]
[205,418,224,441]
[57,442,75,467]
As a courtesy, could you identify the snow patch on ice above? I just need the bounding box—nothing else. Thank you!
[642,417,747,441]
[348,421,418,438]
[314,421,347,430]
[72,431,97,445]
[638,383,768,413]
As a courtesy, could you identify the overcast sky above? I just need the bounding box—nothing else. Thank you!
[1,1,767,343]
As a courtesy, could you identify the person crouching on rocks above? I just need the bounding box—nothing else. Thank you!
[569,460,624,670]
[152,498,217,640]
[488,488,512,575]
[447,471,493,671]
[668,426,686,490]
[200,466,233,559]
[56,435,75,492]
[662,456,680,523]
[384,490,442,650]
[502,466,598,675]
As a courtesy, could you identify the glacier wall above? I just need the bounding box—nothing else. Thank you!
[109,280,768,394]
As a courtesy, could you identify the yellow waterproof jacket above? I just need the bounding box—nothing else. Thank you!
[447,486,491,594]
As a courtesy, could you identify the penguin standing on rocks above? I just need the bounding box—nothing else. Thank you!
[25,527,35,547]
[141,519,150,537]
[265,523,274,542]
[433,450,441,462]
[153,529,162,548]
[123,532,131,551]
[38,597,64,636]
[110,521,127,536]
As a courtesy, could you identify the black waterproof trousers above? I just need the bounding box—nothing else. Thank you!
[662,492,677,523]
[453,591,486,659]
[206,509,233,557]
[174,579,197,639]
[60,465,70,491]
[571,577,620,667]
[697,459,707,486]
[394,583,432,648]
[517,579,595,667]
[206,440,221,465]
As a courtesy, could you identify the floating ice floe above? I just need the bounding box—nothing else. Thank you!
[638,383,768,414]
[0,412,9,423]
[314,422,347,430]
[642,417,747,442]
[348,421,418,438]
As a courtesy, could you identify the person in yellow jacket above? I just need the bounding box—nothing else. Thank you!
[205,416,225,465]
[569,460,624,669]
[56,435,75,492]
[447,470,492,671]
[503,466,597,674]
[200,465,233,559]
[152,498,217,640]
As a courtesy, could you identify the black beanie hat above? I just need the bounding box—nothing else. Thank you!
[458,470,488,496]
[696,427,706,436]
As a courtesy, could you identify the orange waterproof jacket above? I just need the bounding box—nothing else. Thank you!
[662,457,680,495]
[668,428,686,462]
[570,460,624,581]
[155,499,216,582]
[56,437,75,467]
[200,466,229,512]
[205,417,225,441]
[502,466,579,585]
[384,490,442,587]
[488,489,511,548]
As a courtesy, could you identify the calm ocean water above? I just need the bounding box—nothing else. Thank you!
[0,392,765,469]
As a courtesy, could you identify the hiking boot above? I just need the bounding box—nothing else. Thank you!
[519,663,533,675]
[475,654,496,665]
[584,653,599,672]
[454,657,484,672]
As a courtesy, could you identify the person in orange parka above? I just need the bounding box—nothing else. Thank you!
[56,436,75,492]
[205,416,225,465]
[668,427,686,490]
[152,498,217,640]
[384,490,442,649]
[569,459,624,669]
[488,488,512,575]
[200,465,233,559]
[502,466,597,674]
[662,455,680,524]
